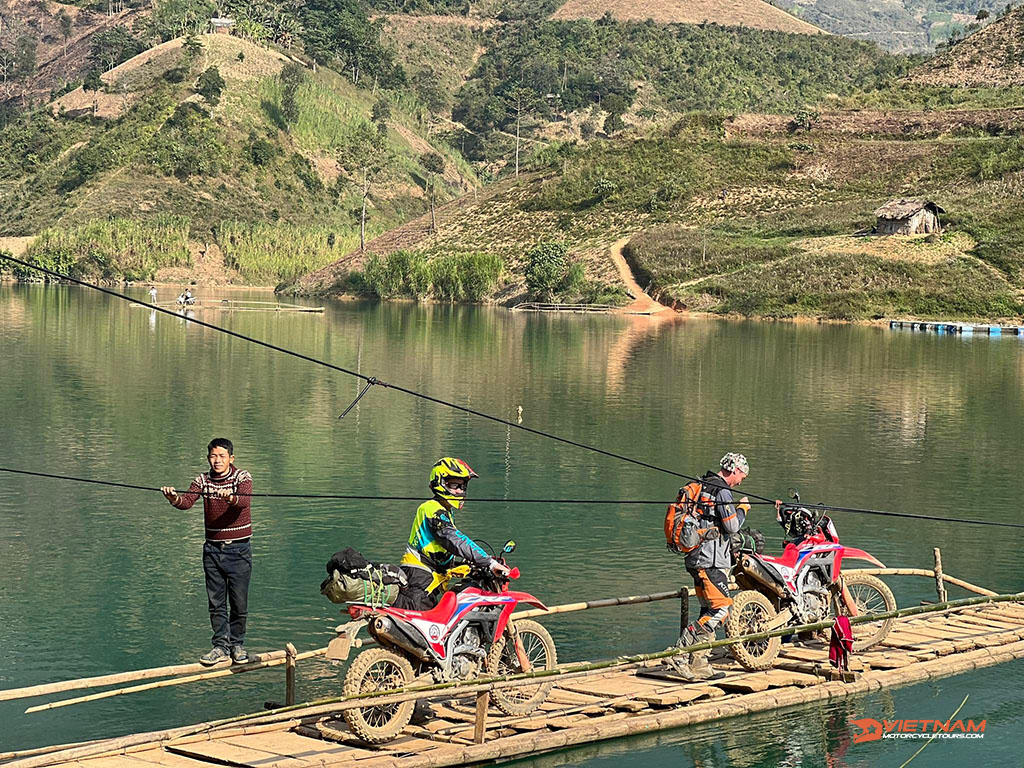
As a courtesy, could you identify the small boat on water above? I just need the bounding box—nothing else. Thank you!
[129,299,325,313]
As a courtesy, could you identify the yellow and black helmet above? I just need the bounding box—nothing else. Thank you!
[429,457,478,509]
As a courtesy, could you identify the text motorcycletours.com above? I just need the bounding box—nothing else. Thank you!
[850,717,986,743]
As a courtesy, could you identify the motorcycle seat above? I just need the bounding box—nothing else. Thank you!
[388,590,459,623]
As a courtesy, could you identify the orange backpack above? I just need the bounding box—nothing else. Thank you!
[664,480,719,555]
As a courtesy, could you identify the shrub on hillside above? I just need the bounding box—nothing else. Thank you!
[362,250,502,300]
[146,103,227,178]
[196,66,226,106]
[525,241,569,299]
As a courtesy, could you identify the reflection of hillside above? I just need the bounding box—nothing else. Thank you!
[604,312,684,393]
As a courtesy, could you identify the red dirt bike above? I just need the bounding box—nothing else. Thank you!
[726,498,897,670]
[335,541,557,744]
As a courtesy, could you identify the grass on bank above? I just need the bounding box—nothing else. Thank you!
[18,216,191,282]
[215,221,368,285]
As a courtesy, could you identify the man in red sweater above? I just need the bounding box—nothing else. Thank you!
[161,438,254,666]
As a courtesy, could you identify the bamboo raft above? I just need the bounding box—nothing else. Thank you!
[4,561,1023,768]
[128,300,325,313]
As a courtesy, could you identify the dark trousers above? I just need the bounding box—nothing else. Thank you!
[203,540,252,649]
[393,565,438,610]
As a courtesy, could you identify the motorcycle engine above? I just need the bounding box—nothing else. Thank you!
[798,572,829,623]
[447,626,486,681]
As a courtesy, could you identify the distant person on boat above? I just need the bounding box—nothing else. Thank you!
[667,452,751,682]
[176,289,195,306]
[161,438,254,666]
[393,457,509,610]
[148,285,158,302]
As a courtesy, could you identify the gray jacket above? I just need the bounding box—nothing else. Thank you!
[684,473,746,570]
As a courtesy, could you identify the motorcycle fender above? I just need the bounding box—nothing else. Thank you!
[840,547,885,568]
[326,620,366,661]
[504,590,548,611]
[493,591,547,639]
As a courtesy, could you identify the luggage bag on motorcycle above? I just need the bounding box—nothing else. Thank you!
[320,546,407,606]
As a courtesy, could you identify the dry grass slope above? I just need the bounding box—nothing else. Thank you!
[908,7,1024,88]
[550,0,823,35]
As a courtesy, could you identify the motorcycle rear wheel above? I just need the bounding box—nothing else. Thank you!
[835,572,896,651]
[342,648,415,744]
[725,590,781,670]
[486,619,557,715]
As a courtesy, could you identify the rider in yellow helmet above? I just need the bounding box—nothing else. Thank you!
[394,457,509,610]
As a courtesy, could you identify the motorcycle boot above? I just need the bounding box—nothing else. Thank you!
[665,653,700,682]
[687,649,724,681]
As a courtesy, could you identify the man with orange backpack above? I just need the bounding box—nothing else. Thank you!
[664,452,751,681]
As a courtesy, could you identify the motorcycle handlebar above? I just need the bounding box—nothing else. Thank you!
[509,566,520,580]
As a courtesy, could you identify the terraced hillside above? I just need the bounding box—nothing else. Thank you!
[0,33,476,284]
[550,0,824,34]
[293,109,1024,320]
[907,6,1024,86]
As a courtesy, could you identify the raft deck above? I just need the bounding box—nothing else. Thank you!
[17,599,1024,768]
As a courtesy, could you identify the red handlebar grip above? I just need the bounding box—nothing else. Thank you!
[509,567,521,580]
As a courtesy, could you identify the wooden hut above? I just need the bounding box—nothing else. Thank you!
[210,17,235,34]
[873,199,944,235]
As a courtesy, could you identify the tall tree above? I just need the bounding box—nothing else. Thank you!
[419,151,445,232]
[339,122,391,253]
[503,85,535,178]
[14,36,37,81]
[0,48,14,92]
[58,10,73,58]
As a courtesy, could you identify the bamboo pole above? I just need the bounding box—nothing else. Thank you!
[933,549,948,603]
[0,651,288,703]
[24,654,293,714]
[850,567,996,596]
[512,589,686,620]
[473,691,489,744]
[285,643,297,707]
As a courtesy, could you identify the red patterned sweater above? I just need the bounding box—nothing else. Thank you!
[172,466,253,541]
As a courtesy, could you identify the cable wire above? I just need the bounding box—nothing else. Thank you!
[2,467,1022,529]
[1,255,755,493]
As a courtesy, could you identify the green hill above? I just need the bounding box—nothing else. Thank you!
[0,33,476,284]
[293,109,1024,320]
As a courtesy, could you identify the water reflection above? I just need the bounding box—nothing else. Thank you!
[2,285,1024,761]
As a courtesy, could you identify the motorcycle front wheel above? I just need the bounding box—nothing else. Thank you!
[725,590,782,670]
[485,619,557,716]
[342,647,415,744]
[834,572,897,651]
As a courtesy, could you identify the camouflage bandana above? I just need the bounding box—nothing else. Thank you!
[720,452,749,474]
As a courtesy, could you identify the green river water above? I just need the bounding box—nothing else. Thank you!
[1,284,1023,766]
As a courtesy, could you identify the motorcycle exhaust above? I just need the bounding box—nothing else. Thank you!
[739,555,787,599]
[370,616,433,662]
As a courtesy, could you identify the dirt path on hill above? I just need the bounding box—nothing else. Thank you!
[607,236,671,314]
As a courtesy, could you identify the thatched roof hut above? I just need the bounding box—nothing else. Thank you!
[874,199,944,236]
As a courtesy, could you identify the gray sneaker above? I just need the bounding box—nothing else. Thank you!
[200,646,231,666]
[231,645,250,664]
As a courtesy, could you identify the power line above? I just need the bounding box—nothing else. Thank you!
[2,466,1022,530]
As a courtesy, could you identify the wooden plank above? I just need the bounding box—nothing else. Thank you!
[547,712,630,730]
[558,674,664,699]
[637,688,714,707]
[951,615,1024,632]
[222,732,367,760]
[169,741,311,768]
[122,751,229,768]
[714,673,773,693]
